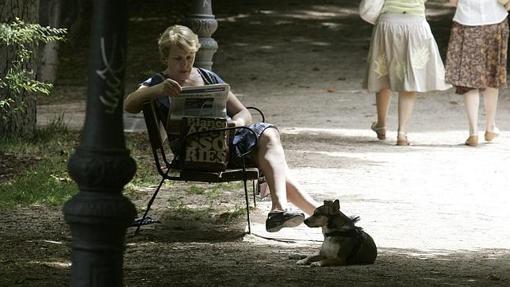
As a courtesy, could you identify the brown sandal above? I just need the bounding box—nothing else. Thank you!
[371,122,386,140]
[465,135,478,146]
[484,131,499,142]
[396,132,410,146]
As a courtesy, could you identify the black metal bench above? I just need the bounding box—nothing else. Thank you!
[132,102,264,235]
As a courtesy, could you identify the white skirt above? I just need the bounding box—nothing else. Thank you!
[364,13,451,93]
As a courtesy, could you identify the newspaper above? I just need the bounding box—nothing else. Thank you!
[164,83,231,171]
[167,83,229,121]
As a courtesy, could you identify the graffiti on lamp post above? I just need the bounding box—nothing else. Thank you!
[63,1,136,286]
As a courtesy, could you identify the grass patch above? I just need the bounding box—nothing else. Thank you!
[160,181,250,223]
[0,127,160,210]
[0,122,78,209]
[0,163,77,208]
[124,132,162,190]
[216,205,247,223]
[0,123,251,220]
[187,184,206,195]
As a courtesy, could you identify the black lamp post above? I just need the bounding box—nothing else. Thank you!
[63,0,136,286]
[186,0,218,70]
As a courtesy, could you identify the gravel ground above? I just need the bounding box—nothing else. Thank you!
[6,0,509,286]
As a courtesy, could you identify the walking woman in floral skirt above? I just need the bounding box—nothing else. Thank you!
[445,0,508,146]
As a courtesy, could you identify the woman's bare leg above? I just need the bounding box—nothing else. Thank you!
[464,89,480,136]
[397,91,416,140]
[375,88,392,128]
[482,87,499,133]
[285,176,319,215]
[255,128,288,212]
[255,128,318,214]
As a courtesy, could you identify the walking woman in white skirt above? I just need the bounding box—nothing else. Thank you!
[445,0,508,146]
[364,0,451,145]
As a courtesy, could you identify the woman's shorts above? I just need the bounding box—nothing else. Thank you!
[228,122,276,168]
[445,19,509,95]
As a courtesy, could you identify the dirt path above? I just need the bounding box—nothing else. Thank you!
[11,0,510,286]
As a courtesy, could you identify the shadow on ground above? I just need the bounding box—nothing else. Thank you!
[9,0,510,286]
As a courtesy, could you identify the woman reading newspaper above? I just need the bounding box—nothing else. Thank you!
[124,25,319,232]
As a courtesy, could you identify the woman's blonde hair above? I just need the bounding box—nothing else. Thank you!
[158,25,201,63]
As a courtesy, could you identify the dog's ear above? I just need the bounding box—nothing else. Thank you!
[323,200,332,205]
[332,199,340,211]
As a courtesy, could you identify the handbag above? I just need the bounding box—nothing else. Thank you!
[448,0,458,7]
[498,0,510,11]
[359,0,385,25]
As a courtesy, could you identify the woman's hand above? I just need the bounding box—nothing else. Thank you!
[154,78,182,97]
[227,119,239,127]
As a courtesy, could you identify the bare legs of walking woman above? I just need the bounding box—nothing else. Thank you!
[463,87,500,146]
[372,88,416,145]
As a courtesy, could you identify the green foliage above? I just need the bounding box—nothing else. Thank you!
[0,18,67,47]
[0,18,67,117]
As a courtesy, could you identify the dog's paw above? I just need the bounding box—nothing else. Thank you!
[296,259,309,265]
[310,262,322,267]
[289,254,307,260]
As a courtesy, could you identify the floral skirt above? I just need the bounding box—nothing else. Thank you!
[364,13,451,93]
[445,19,509,95]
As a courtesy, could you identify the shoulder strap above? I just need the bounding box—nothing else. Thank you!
[153,72,166,84]
[196,68,219,85]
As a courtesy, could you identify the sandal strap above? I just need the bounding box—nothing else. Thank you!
[371,122,386,131]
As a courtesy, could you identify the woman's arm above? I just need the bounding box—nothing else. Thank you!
[226,91,252,127]
[124,85,157,113]
[447,0,458,7]
[124,78,182,113]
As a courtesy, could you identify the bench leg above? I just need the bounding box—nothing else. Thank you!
[252,180,257,208]
[133,176,166,235]
[243,178,251,234]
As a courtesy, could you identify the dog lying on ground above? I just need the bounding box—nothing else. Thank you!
[295,199,377,267]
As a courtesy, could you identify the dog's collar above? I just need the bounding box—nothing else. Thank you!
[324,227,362,238]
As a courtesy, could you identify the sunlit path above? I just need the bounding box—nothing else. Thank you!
[250,128,510,251]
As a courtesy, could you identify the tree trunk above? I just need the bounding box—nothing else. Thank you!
[38,0,62,83]
[0,0,39,138]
